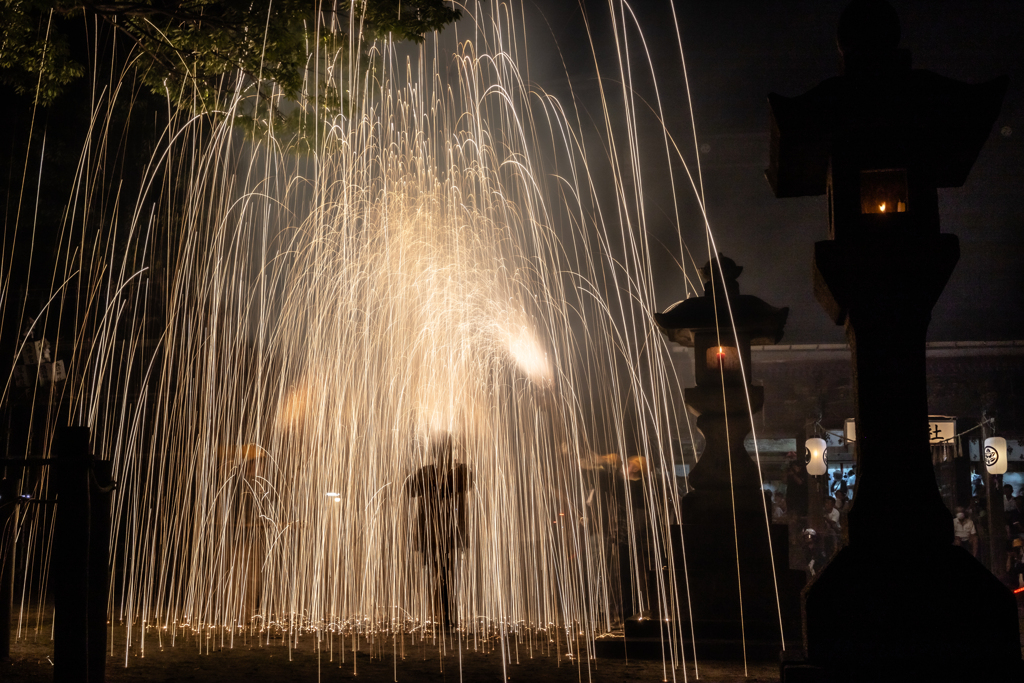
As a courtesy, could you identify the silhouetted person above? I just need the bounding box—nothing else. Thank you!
[785,456,809,521]
[406,435,472,629]
[834,488,850,514]
[1002,484,1016,513]
[1002,484,1021,539]
[773,494,788,522]
[801,528,827,580]
[971,472,984,498]
[589,453,649,625]
[823,496,841,558]
[829,469,846,498]
[1007,538,1024,589]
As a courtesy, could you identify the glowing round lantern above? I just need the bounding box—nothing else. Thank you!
[984,436,1007,475]
[805,437,827,476]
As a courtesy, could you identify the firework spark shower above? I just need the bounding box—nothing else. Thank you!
[3,0,737,674]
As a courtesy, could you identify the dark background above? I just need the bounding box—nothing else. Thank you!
[519,0,1024,343]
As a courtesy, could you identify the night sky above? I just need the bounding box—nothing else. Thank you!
[515,0,1024,343]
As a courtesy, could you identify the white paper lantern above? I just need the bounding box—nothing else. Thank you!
[984,436,1007,475]
[805,437,827,476]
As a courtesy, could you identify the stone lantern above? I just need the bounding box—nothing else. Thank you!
[766,1,1018,680]
[654,255,803,658]
[656,255,788,519]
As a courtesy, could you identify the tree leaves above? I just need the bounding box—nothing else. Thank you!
[0,0,462,131]
[0,1,86,106]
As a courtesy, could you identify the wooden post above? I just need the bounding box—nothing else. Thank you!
[983,420,1007,580]
[88,460,113,683]
[53,426,90,683]
[0,477,16,661]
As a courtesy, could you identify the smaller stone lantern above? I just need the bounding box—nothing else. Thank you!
[654,255,802,658]
[656,255,788,521]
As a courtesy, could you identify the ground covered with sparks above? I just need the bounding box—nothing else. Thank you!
[5,621,779,683]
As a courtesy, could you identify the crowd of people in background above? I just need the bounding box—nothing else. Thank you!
[1001,482,1024,589]
[768,454,857,580]
[946,478,1024,590]
[768,457,1024,591]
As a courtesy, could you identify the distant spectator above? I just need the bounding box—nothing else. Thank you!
[802,528,827,579]
[824,496,840,530]
[834,489,851,546]
[1010,522,1024,546]
[972,494,987,518]
[784,456,808,520]
[1006,538,1024,588]
[971,473,985,498]
[834,488,849,514]
[1004,484,1020,532]
[953,506,978,557]
[829,469,847,499]
[773,494,788,523]
[1002,484,1016,512]
[823,496,841,557]
[845,466,856,492]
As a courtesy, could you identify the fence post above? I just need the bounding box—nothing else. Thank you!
[0,474,17,661]
[88,459,113,683]
[53,426,90,683]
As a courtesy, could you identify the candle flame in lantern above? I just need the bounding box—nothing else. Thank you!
[879,202,886,212]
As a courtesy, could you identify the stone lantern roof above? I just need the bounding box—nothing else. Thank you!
[654,255,789,347]
[765,0,1007,198]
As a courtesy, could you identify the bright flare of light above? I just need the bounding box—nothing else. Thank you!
[505,324,553,385]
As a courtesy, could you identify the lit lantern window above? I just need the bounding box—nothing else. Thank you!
[705,345,740,371]
[860,169,908,214]
[805,437,827,475]
[984,436,1007,475]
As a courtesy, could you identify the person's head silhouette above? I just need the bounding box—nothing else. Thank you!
[431,435,454,468]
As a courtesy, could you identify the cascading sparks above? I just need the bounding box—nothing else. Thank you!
[3,1,736,675]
